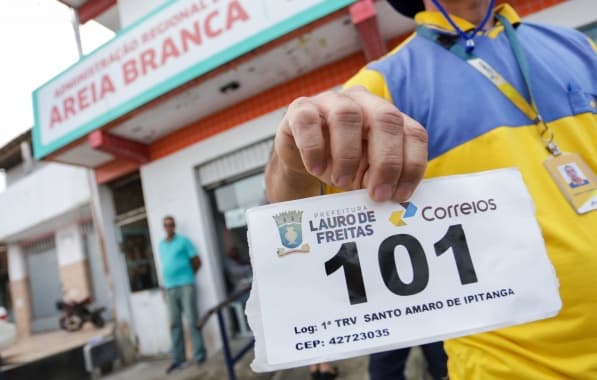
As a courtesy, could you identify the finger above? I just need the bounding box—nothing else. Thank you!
[314,91,364,188]
[282,97,327,176]
[348,144,369,190]
[393,115,428,201]
[344,87,404,202]
[361,168,370,189]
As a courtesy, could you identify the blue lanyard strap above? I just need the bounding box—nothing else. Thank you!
[431,0,496,51]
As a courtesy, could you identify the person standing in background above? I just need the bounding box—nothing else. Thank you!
[160,215,206,374]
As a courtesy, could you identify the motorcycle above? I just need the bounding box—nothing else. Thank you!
[56,297,106,332]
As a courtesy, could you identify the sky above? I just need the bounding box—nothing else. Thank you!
[0,0,114,146]
[0,0,114,190]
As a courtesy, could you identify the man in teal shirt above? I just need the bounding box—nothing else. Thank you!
[159,215,206,374]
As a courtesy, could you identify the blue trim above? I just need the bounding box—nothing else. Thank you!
[33,0,356,159]
[32,91,43,159]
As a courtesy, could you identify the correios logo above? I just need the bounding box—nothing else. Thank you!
[390,199,497,226]
[421,199,497,221]
[389,202,418,226]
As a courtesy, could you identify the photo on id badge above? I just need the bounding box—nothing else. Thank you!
[544,153,597,214]
[558,163,589,189]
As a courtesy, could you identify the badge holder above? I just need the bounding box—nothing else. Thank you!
[538,119,597,214]
[543,149,597,214]
[499,14,597,215]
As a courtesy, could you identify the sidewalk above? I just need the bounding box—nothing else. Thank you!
[101,354,368,380]
[102,341,272,380]
[1,323,113,368]
[102,344,430,380]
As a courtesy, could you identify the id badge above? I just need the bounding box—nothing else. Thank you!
[544,153,597,214]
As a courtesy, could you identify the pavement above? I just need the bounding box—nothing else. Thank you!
[101,354,366,380]
[102,342,432,380]
[1,323,113,369]
[0,322,434,380]
[102,338,273,380]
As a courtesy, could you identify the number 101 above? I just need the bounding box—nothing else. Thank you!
[325,224,478,305]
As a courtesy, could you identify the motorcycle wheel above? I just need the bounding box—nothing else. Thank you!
[91,313,105,328]
[61,315,83,332]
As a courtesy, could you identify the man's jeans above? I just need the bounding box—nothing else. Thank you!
[166,284,206,363]
[369,342,448,380]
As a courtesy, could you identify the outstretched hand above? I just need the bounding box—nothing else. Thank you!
[273,86,428,202]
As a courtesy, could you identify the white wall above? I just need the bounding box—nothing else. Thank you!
[93,182,136,335]
[55,224,85,266]
[7,244,29,317]
[118,0,165,28]
[7,244,26,281]
[4,161,43,187]
[140,107,283,354]
[0,163,91,241]
[525,0,597,28]
[4,163,25,187]
[4,142,39,187]
[130,290,171,354]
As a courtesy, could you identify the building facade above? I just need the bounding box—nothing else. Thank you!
[0,131,111,337]
[33,0,596,356]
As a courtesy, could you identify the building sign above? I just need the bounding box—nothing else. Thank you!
[32,0,355,159]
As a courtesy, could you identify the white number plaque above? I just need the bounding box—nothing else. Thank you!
[245,169,561,371]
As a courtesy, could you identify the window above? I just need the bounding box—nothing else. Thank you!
[210,173,266,294]
[111,174,159,292]
[120,217,159,292]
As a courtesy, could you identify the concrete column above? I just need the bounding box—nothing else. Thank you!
[7,244,32,336]
[94,182,137,362]
[56,224,91,301]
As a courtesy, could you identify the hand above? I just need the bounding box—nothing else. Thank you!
[273,86,428,202]
[191,256,201,273]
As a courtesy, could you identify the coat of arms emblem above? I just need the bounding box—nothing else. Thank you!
[272,210,310,257]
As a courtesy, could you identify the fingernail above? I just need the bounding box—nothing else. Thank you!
[396,182,415,201]
[334,175,353,188]
[311,164,324,176]
[373,184,393,202]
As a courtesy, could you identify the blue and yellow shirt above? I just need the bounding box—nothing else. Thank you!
[341,4,597,379]
[159,234,198,289]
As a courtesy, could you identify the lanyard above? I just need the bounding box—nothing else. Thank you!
[431,0,495,52]
[416,14,561,156]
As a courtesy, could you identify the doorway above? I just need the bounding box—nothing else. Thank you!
[110,175,159,293]
[208,173,266,336]
[25,236,62,333]
[0,246,12,321]
[116,214,158,293]
[110,173,168,354]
